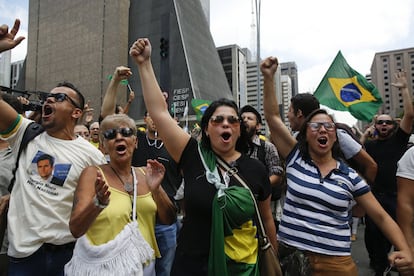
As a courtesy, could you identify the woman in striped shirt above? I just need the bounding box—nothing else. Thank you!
[261,56,413,276]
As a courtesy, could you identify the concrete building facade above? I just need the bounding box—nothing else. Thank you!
[371,47,414,119]
[26,0,231,123]
[217,44,248,107]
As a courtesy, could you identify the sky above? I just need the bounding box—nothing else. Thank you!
[2,0,414,125]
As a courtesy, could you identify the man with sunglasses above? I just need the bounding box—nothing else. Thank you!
[0,81,107,275]
[361,70,414,275]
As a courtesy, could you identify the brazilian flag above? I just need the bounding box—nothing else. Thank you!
[191,99,211,122]
[314,51,382,122]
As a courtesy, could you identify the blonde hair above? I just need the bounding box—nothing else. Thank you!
[99,114,137,143]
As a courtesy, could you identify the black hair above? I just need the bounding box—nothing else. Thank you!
[56,81,85,110]
[37,153,55,166]
[200,98,249,154]
[290,93,320,117]
[296,109,342,160]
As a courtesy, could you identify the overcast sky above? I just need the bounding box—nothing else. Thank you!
[210,0,414,93]
[2,0,414,125]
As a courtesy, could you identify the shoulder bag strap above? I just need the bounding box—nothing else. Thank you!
[215,157,269,243]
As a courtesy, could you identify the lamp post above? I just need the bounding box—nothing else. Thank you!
[255,0,261,111]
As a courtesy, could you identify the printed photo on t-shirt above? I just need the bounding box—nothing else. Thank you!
[29,150,71,187]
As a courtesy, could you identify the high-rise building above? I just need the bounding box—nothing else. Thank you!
[11,60,25,89]
[280,61,298,95]
[245,60,283,136]
[371,47,414,119]
[217,44,247,106]
[280,74,292,127]
[26,0,230,122]
[0,51,11,87]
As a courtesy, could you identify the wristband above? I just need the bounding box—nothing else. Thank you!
[93,195,109,209]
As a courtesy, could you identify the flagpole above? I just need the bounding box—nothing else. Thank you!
[186,101,188,132]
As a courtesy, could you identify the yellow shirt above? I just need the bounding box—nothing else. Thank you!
[90,140,99,148]
[86,187,160,258]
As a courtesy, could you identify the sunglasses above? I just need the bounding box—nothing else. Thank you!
[103,127,135,140]
[210,115,240,125]
[376,120,393,125]
[46,93,81,109]
[307,122,336,132]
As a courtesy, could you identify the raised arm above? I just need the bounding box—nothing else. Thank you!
[261,56,297,159]
[129,38,190,163]
[101,66,132,119]
[392,70,414,134]
[122,90,135,115]
[0,93,20,132]
[0,19,25,53]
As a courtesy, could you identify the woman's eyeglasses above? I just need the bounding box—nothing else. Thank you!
[210,115,240,125]
[46,93,81,109]
[103,127,135,140]
[307,122,336,132]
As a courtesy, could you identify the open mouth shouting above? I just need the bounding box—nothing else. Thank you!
[316,136,330,149]
[115,144,127,155]
[42,104,54,120]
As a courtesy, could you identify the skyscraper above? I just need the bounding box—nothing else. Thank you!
[26,0,231,122]
[371,47,414,119]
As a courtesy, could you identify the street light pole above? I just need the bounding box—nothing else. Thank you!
[255,0,261,111]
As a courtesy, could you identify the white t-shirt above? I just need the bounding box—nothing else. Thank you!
[2,117,107,258]
[397,146,414,180]
[336,129,362,160]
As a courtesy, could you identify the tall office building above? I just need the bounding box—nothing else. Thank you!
[26,0,230,122]
[371,47,414,119]
[280,61,299,95]
[11,60,25,89]
[280,74,292,127]
[245,60,283,135]
[217,44,247,106]
[0,51,11,87]
[26,0,131,114]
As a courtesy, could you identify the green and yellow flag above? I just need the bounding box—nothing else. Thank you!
[314,51,382,122]
[191,99,211,121]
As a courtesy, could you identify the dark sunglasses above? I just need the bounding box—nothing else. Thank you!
[46,93,81,109]
[307,122,336,132]
[103,127,135,140]
[210,115,240,125]
[376,120,393,125]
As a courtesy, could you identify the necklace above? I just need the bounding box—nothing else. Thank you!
[146,132,164,149]
[110,165,134,193]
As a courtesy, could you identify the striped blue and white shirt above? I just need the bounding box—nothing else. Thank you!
[278,145,370,256]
